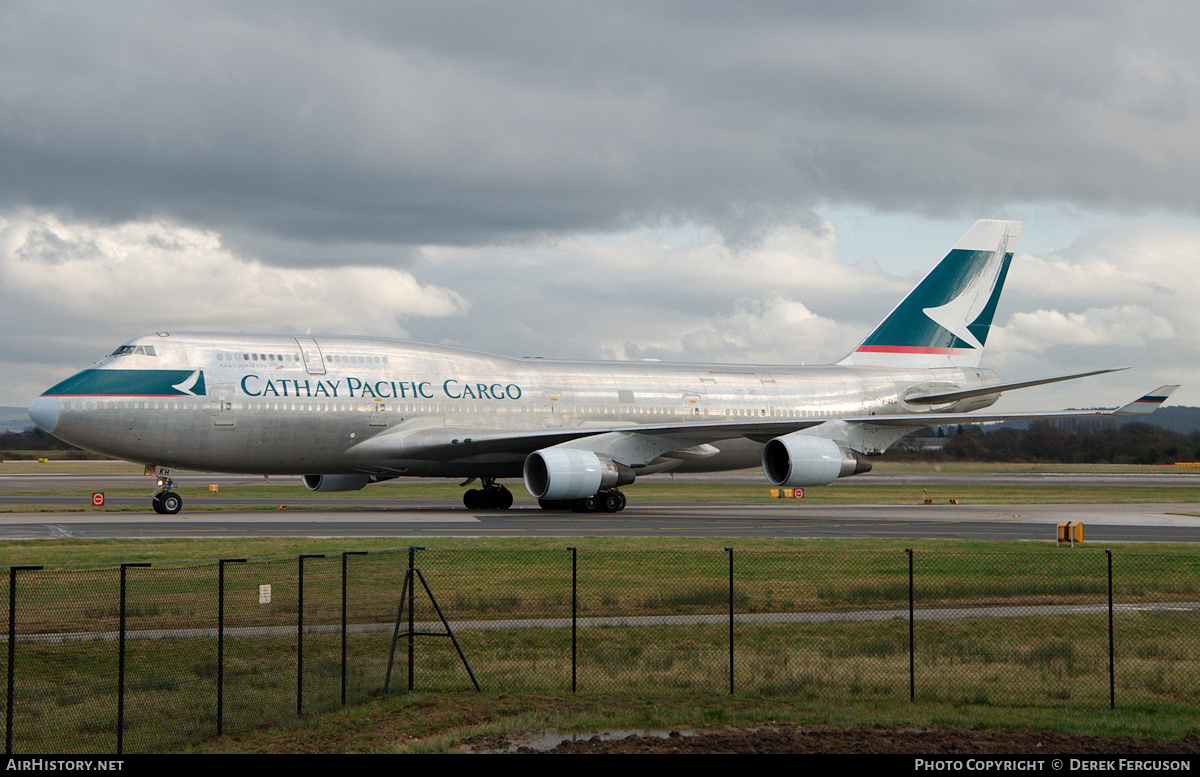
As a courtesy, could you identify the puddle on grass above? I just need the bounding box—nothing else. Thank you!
[469,728,696,753]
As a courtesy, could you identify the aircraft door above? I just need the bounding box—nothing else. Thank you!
[210,385,235,427]
[369,399,387,426]
[295,337,327,375]
[541,390,566,428]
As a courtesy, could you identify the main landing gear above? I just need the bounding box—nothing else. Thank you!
[538,490,627,513]
[462,478,514,510]
[150,466,183,515]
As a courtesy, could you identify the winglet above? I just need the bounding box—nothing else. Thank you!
[1110,385,1179,416]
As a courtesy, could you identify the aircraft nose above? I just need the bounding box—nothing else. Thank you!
[27,395,60,434]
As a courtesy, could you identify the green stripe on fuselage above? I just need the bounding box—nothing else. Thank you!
[41,369,207,397]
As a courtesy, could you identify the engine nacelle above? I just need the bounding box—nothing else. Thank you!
[523,448,633,500]
[302,474,374,492]
[761,434,871,487]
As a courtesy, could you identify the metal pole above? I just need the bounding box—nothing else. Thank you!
[408,547,424,692]
[569,547,577,693]
[1107,550,1115,710]
[726,547,734,695]
[382,571,412,694]
[217,559,245,738]
[6,566,41,756]
[297,554,325,717]
[907,548,915,703]
[342,552,366,705]
[117,563,151,755]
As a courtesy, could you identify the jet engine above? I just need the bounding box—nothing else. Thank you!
[523,448,634,500]
[761,434,872,487]
[302,474,374,492]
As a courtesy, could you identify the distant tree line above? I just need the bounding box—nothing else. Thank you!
[0,427,94,459]
[895,419,1200,465]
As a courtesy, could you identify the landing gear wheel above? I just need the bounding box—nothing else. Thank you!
[463,484,514,510]
[153,491,182,515]
[493,487,514,510]
[571,495,599,513]
[600,491,622,513]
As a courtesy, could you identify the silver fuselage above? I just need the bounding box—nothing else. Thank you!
[31,332,1000,479]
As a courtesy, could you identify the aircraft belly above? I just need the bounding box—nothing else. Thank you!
[665,437,763,473]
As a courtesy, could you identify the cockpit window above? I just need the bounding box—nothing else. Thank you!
[109,345,157,357]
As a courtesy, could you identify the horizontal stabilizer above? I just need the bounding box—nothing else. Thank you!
[905,368,1127,405]
[1110,385,1179,416]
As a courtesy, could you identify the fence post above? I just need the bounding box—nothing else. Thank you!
[568,547,577,693]
[217,558,246,738]
[408,547,422,692]
[342,552,367,706]
[726,547,734,695]
[117,562,151,755]
[6,565,41,756]
[297,554,325,717]
[906,548,914,703]
[1107,549,1115,710]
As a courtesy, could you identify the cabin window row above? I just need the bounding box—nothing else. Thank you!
[325,354,389,365]
[215,352,300,363]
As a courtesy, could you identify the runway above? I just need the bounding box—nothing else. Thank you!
[4,500,1200,542]
[3,467,1200,542]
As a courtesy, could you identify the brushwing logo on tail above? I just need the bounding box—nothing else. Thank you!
[920,231,1012,352]
[843,220,1020,369]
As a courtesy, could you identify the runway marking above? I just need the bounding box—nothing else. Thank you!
[45,524,73,538]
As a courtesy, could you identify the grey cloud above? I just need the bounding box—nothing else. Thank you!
[2,2,1198,261]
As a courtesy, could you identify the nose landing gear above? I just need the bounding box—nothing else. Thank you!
[149,466,183,514]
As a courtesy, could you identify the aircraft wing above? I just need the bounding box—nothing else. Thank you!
[856,385,1178,426]
[346,385,1179,465]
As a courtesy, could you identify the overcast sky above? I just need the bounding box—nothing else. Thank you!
[3,2,1199,414]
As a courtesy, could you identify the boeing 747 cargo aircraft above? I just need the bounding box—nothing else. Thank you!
[27,220,1176,514]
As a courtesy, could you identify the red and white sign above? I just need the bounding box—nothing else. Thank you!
[91,492,105,506]
[793,488,804,499]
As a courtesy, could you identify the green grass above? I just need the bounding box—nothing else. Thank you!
[3,481,1199,513]
[4,538,1200,753]
[12,605,1200,753]
[4,461,1200,512]
[3,462,1200,752]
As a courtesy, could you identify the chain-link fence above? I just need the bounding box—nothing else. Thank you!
[4,545,1200,753]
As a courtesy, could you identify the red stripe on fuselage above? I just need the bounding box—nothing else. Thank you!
[855,345,971,355]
